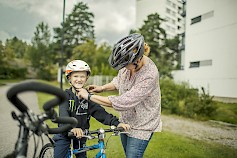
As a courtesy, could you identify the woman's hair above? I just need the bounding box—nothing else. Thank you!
[144,43,150,56]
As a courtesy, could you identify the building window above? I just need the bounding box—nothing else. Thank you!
[190,61,200,68]
[191,11,214,25]
[190,60,212,68]
[191,15,201,25]
[200,60,212,66]
[202,10,214,20]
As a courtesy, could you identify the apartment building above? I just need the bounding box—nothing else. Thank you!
[173,0,237,102]
[136,0,237,102]
[136,0,185,39]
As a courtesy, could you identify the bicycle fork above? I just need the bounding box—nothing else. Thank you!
[15,123,30,158]
[96,141,106,158]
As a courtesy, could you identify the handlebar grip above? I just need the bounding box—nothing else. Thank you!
[68,129,89,138]
[47,117,78,134]
[7,81,66,113]
[116,127,125,132]
[68,131,74,137]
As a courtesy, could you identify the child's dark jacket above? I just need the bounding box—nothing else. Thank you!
[59,87,120,130]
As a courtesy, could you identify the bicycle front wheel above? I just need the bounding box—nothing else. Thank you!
[39,143,54,158]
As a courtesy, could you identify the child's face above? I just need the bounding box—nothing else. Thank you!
[69,71,88,89]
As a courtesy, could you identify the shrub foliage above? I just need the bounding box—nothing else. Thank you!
[160,79,217,119]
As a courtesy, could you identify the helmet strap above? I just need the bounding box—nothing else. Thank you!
[133,55,144,71]
[133,63,138,69]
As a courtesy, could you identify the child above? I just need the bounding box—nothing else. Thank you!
[53,60,130,158]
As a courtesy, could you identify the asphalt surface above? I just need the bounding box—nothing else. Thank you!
[0,82,50,158]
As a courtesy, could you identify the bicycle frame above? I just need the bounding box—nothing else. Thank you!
[70,140,106,158]
[14,114,30,158]
[67,127,123,158]
[39,126,125,158]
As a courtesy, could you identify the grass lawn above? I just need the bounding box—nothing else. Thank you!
[37,91,237,158]
[84,116,237,158]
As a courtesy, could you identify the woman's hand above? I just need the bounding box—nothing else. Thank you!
[71,128,84,138]
[86,85,104,93]
[117,123,131,132]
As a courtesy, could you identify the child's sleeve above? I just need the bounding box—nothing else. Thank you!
[89,101,120,126]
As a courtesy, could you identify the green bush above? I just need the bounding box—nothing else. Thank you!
[160,79,217,119]
[0,66,27,79]
[195,87,217,117]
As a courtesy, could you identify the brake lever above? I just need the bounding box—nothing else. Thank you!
[112,131,128,136]
[83,135,96,140]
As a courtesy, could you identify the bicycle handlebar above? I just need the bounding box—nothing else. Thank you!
[68,126,125,138]
[7,81,78,134]
[48,117,78,134]
[7,81,66,112]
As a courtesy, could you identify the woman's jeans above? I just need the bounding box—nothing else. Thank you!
[120,133,153,158]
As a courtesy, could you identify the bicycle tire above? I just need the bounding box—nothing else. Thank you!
[39,143,54,158]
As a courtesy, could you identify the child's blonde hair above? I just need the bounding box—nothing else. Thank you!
[144,43,150,56]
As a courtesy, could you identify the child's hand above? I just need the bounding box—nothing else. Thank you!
[77,88,89,99]
[117,123,131,132]
[71,128,83,138]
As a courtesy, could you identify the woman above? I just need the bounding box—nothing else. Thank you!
[78,33,162,158]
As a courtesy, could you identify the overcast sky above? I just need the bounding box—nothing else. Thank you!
[0,0,136,45]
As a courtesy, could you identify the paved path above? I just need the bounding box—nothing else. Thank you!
[162,115,237,149]
[0,82,50,158]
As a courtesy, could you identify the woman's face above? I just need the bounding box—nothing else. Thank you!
[69,71,88,89]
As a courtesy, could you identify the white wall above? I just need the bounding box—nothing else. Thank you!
[173,0,237,99]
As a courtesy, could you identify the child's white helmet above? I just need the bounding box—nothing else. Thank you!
[65,60,91,79]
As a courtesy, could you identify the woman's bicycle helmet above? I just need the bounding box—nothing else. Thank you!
[65,60,91,79]
[108,33,145,70]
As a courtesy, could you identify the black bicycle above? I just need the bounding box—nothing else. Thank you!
[5,81,78,158]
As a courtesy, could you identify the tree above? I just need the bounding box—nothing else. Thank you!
[3,37,28,59]
[54,2,95,62]
[72,40,117,76]
[0,40,4,65]
[165,35,180,70]
[95,42,117,75]
[32,22,51,47]
[28,22,56,80]
[71,40,97,67]
[0,38,29,79]
[139,13,167,59]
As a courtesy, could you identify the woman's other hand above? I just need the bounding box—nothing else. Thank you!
[86,85,104,93]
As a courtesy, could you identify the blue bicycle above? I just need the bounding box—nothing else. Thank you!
[39,126,125,158]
